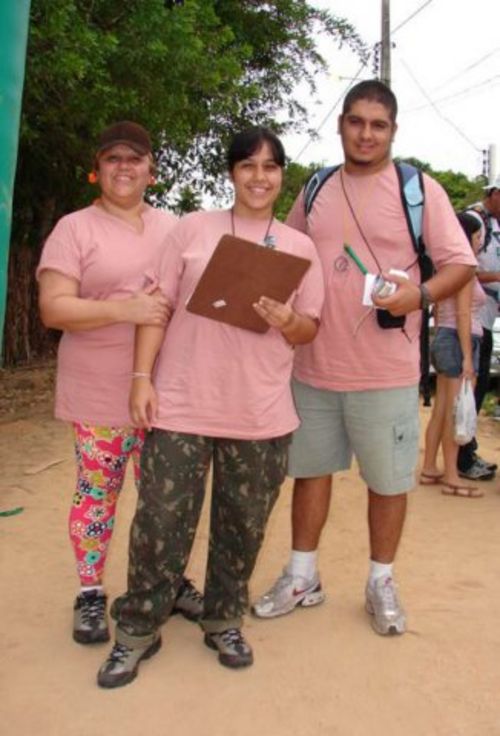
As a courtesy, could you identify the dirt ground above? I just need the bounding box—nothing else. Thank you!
[1,364,499,736]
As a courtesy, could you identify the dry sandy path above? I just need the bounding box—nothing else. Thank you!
[0,403,499,736]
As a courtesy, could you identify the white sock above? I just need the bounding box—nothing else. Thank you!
[368,560,393,586]
[80,585,104,594]
[287,550,318,581]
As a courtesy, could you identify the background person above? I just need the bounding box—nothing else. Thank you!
[457,179,500,480]
[252,80,476,636]
[97,127,324,689]
[37,122,202,646]
[420,212,486,498]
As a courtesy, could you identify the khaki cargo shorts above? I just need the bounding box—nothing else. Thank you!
[288,380,419,495]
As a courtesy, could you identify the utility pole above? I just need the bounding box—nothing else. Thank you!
[488,143,497,182]
[380,0,391,87]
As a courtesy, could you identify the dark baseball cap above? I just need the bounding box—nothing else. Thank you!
[97,121,152,155]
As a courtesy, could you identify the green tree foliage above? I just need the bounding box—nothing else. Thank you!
[6,0,366,363]
[274,161,319,221]
[396,156,486,210]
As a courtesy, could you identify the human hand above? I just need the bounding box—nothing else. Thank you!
[461,359,475,381]
[129,377,157,430]
[126,289,172,326]
[253,296,295,331]
[372,272,421,316]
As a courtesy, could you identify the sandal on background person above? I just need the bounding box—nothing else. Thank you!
[419,471,444,486]
[441,482,484,498]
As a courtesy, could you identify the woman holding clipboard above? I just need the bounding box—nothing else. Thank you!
[97,127,324,688]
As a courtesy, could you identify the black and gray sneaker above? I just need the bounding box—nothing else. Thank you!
[459,461,494,481]
[171,578,204,622]
[473,453,497,473]
[97,635,162,689]
[204,628,253,669]
[73,590,110,644]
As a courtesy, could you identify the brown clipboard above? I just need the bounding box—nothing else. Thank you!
[186,234,311,333]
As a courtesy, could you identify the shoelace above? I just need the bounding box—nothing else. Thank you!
[107,643,131,665]
[218,628,246,649]
[378,579,398,609]
[80,593,106,624]
[264,572,294,597]
[178,579,203,604]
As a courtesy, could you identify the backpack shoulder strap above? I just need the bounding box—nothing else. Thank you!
[395,161,425,255]
[303,165,340,216]
[395,163,433,407]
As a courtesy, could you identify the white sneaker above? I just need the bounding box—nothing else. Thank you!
[365,576,406,635]
[251,569,325,618]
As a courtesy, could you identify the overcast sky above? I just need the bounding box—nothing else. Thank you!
[283,0,500,179]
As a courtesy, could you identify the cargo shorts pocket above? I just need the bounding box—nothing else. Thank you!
[392,420,418,480]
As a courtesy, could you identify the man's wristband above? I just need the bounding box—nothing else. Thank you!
[419,283,433,310]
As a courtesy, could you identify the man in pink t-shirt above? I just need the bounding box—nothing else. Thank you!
[252,80,476,635]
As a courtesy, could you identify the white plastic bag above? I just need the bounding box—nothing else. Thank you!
[453,378,477,445]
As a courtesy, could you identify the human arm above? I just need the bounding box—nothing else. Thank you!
[128,324,166,429]
[455,280,475,379]
[38,270,171,331]
[253,296,319,345]
[477,269,500,284]
[373,263,475,317]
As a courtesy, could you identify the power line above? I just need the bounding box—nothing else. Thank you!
[431,46,500,93]
[292,0,435,162]
[403,74,500,112]
[392,0,434,35]
[399,57,482,152]
[293,61,367,161]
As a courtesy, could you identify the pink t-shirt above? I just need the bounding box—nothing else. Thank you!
[151,210,325,439]
[36,204,177,425]
[437,278,486,336]
[286,164,477,391]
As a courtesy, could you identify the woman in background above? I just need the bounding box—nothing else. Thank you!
[37,122,202,645]
[420,212,485,498]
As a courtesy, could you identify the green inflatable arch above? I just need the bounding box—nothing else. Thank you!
[0,1,31,363]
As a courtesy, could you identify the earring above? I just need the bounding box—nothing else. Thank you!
[87,171,98,184]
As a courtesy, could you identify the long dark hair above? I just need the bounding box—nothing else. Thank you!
[456,211,482,246]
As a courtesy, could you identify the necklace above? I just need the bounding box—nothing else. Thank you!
[230,208,276,247]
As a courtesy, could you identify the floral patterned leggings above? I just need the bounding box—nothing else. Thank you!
[70,423,144,586]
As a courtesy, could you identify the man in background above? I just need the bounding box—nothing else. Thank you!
[457,179,500,480]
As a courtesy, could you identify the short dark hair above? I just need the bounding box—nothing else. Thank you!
[227,127,286,171]
[342,80,398,122]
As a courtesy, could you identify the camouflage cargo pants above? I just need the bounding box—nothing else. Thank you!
[111,429,290,645]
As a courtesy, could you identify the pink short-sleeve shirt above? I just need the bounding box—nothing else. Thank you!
[151,210,325,440]
[37,204,177,425]
[286,164,477,391]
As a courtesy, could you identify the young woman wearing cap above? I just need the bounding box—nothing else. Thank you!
[97,127,325,688]
[37,122,202,646]
[420,212,486,498]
